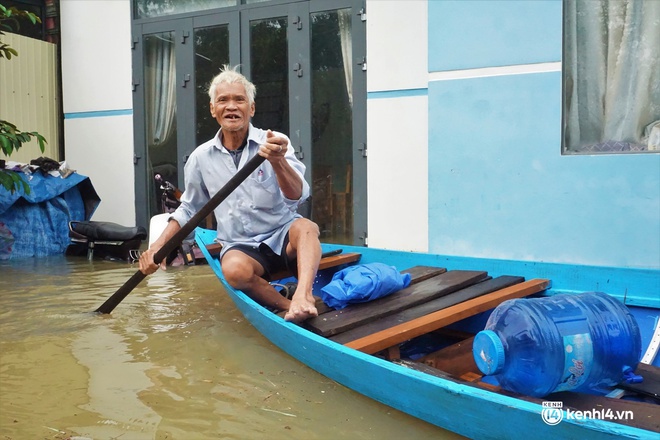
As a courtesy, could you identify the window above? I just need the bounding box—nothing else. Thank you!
[563,0,660,153]
[134,0,236,19]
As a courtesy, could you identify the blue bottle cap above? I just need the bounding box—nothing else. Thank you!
[473,330,506,375]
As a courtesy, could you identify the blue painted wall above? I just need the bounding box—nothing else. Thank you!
[426,0,660,269]
[429,0,562,70]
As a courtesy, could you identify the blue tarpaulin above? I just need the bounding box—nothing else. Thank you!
[0,171,100,259]
[320,262,412,310]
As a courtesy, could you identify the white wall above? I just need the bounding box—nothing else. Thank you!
[59,0,135,226]
[366,0,429,252]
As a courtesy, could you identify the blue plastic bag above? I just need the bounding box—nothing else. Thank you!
[320,263,412,310]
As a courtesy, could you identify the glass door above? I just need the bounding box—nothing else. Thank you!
[133,2,366,245]
[133,19,190,227]
[240,3,313,220]
[240,3,311,162]
[310,6,358,244]
[240,3,366,245]
[133,16,235,229]
[192,13,239,147]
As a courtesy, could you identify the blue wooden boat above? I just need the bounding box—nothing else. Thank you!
[195,228,659,439]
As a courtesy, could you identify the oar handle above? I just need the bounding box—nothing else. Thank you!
[95,154,266,314]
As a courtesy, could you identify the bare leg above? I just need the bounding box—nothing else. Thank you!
[221,249,291,312]
[284,218,321,322]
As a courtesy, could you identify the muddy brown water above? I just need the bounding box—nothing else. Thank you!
[0,255,465,440]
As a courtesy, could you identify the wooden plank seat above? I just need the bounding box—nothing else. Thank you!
[401,265,450,286]
[280,265,448,317]
[343,278,551,355]
[310,265,448,316]
[205,243,362,281]
[305,270,490,337]
[330,275,525,345]
[270,251,362,281]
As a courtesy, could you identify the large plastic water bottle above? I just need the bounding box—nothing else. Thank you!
[472,292,642,397]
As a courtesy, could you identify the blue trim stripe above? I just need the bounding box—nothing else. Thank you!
[64,109,133,119]
[368,88,428,99]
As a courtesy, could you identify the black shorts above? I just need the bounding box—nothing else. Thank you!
[222,234,296,281]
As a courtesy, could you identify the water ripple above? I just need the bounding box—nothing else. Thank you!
[0,256,458,439]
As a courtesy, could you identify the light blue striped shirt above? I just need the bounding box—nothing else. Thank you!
[170,124,310,256]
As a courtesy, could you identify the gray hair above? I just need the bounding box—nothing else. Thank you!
[208,65,256,105]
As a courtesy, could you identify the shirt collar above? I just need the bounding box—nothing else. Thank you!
[214,123,256,154]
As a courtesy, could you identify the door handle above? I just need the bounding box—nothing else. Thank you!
[293,63,303,78]
[181,73,191,88]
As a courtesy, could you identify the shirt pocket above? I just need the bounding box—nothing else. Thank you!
[250,174,280,208]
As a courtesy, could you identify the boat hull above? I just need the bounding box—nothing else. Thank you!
[195,228,658,440]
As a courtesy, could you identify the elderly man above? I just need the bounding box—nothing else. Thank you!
[139,65,321,323]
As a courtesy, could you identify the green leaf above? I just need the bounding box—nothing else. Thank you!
[0,120,46,157]
[36,134,47,152]
[0,134,11,156]
[0,170,30,195]
[0,171,14,192]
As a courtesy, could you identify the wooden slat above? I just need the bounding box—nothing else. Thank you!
[310,266,447,317]
[331,275,523,344]
[344,278,550,354]
[618,363,660,399]
[313,266,447,316]
[305,270,489,337]
[313,297,334,315]
[270,252,362,280]
[206,245,361,280]
[402,266,448,285]
[317,252,362,270]
[419,336,479,378]
[206,243,223,256]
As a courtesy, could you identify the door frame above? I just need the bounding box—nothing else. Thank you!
[133,18,194,229]
[240,2,312,183]
[132,0,366,246]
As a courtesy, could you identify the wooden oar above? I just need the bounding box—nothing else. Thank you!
[95,154,266,314]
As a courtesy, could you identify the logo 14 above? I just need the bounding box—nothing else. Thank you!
[541,401,563,425]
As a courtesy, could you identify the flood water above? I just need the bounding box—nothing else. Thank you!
[0,255,464,440]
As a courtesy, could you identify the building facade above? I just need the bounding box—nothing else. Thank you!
[54,0,659,269]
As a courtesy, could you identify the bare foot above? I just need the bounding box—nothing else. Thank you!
[284,293,318,323]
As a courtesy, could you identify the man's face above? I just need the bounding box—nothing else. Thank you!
[209,82,255,133]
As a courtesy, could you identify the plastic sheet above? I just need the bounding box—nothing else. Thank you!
[0,171,100,258]
[320,262,411,310]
